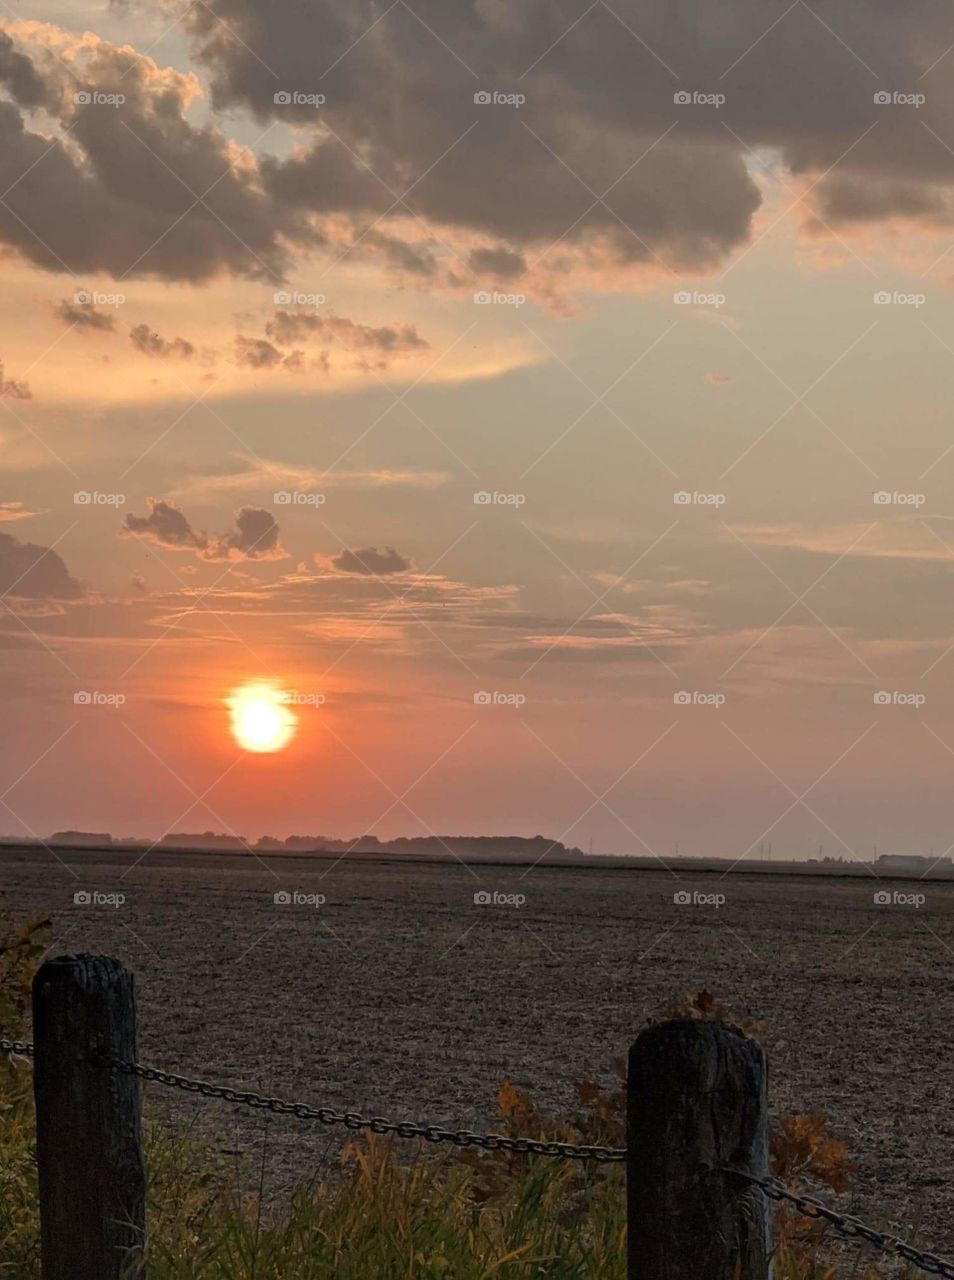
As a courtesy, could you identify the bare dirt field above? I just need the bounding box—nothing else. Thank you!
[2,845,952,1253]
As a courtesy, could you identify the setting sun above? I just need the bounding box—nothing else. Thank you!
[227,683,296,753]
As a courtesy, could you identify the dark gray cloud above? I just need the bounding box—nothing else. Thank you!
[3,3,954,291]
[265,311,429,368]
[0,31,312,282]
[56,298,116,332]
[234,334,302,370]
[806,174,953,226]
[332,546,411,575]
[129,323,196,359]
[0,530,82,598]
[213,505,282,559]
[360,229,438,277]
[176,0,954,264]
[0,360,30,400]
[232,310,427,374]
[123,499,285,560]
[0,31,55,110]
[468,246,527,280]
[124,499,205,551]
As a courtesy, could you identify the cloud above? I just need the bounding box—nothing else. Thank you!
[234,334,304,371]
[0,359,30,399]
[360,228,438,276]
[173,0,763,277]
[0,501,38,522]
[228,311,430,377]
[168,453,452,503]
[324,469,450,490]
[130,562,519,663]
[498,609,689,663]
[211,505,283,560]
[0,30,54,109]
[55,297,117,332]
[330,545,412,575]
[124,499,206,552]
[123,499,286,561]
[734,521,952,563]
[0,530,82,597]
[468,245,527,279]
[129,323,195,359]
[806,174,952,226]
[169,0,954,284]
[265,310,429,368]
[2,4,954,301]
[0,23,310,282]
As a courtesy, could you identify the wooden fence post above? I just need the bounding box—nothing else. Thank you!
[626,1018,770,1280]
[32,955,146,1280]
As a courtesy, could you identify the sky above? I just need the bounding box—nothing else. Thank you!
[3,0,954,860]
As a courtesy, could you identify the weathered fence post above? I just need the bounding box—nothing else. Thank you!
[627,1018,770,1280]
[32,955,146,1280]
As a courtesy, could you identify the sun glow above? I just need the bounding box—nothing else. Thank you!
[227,683,296,753]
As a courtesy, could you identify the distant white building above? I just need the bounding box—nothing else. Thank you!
[875,853,950,872]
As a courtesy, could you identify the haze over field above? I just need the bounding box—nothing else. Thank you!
[3,2,954,861]
[4,850,954,1247]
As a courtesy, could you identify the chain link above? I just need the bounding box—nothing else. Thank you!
[0,1038,33,1057]
[1,1038,620,1160]
[722,1167,954,1278]
[108,1053,625,1162]
[5,1035,954,1269]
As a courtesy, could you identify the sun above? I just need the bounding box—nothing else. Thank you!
[227,683,296,753]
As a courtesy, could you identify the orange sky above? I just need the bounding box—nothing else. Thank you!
[3,1,954,860]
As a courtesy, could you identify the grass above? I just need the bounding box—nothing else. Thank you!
[0,922,924,1278]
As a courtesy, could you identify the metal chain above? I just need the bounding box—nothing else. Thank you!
[723,1167,954,1278]
[111,1055,626,1162]
[0,1038,623,1159]
[0,1038,33,1057]
[6,1033,954,1274]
